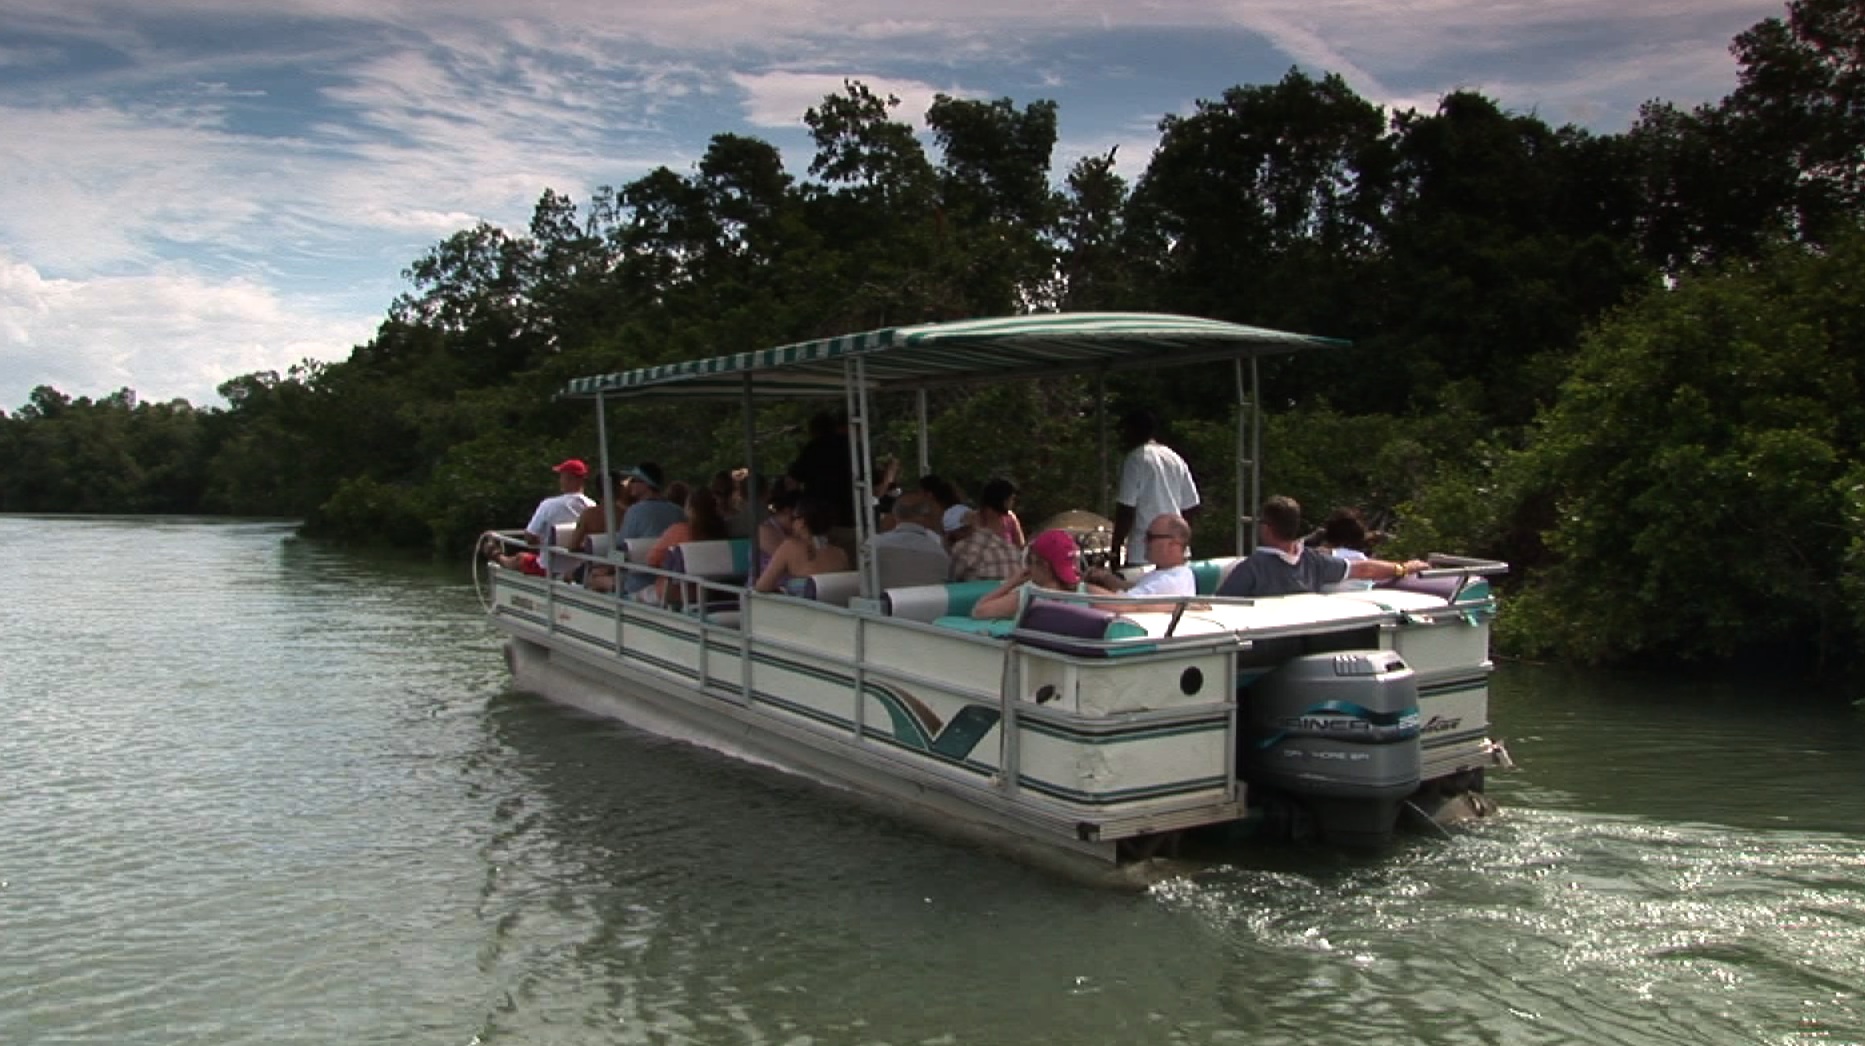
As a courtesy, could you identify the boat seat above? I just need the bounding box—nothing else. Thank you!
[663,538,753,611]
[1011,599,1153,658]
[664,538,751,578]
[1383,573,1491,603]
[1188,557,1244,595]
[883,580,1000,621]
[788,570,861,607]
[536,523,583,578]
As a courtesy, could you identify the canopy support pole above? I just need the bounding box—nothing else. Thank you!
[847,358,880,600]
[1096,369,1109,517]
[916,388,930,478]
[596,393,616,545]
[741,374,759,548]
[1234,356,1262,555]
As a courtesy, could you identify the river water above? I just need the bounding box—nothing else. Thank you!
[3,517,1862,1045]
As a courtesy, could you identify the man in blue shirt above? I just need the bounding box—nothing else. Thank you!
[617,462,686,596]
[1218,496,1427,598]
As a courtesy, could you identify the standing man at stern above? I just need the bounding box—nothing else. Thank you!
[1111,409,1201,567]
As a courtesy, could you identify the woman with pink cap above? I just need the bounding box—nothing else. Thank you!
[970,529,1089,620]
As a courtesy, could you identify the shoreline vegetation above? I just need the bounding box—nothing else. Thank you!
[3,0,1862,677]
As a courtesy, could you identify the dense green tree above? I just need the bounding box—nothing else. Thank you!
[1498,232,1865,667]
[1724,0,1865,245]
[1053,149,1133,310]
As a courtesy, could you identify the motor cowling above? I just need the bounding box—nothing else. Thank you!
[1240,650,1422,846]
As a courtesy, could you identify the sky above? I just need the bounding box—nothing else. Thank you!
[0,0,1786,413]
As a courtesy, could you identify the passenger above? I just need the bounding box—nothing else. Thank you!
[787,411,858,531]
[1217,496,1427,598]
[1317,507,1374,593]
[1110,410,1201,568]
[484,458,596,576]
[569,469,635,590]
[662,479,691,514]
[711,468,756,538]
[946,493,1020,583]
[527,458,596,546]
[754,486,801,580]
[872,454,905,525]
[616,462,686,597]
[978,477,1026,548]
[754,496,852,593]
[867,491,951,588]
[643,487,730,605]
[971,529,1084,620]
[920,475,965,539]
[1084,513,1196,607]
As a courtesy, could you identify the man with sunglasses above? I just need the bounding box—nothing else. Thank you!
[1085,513,1195,598]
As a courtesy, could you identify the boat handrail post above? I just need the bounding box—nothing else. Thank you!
[852,611,869,744]
[1224,647,1241,801]
[739,588,755,703]
[1248,354,1262,553]
[694,580,711,691]
[998,646,1022,797]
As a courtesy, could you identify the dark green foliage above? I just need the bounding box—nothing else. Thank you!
[4,0,1862,675]
[1495,232,1865,666]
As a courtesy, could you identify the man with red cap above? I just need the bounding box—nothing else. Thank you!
[524,458,596,553]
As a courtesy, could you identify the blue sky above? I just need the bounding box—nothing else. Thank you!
[0,0,1784,412]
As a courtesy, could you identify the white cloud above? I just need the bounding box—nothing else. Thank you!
[0,0,1785,411]
[0,254,377,409]
[730,70,967,130]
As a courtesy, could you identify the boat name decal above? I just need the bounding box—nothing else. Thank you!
[1420,714,1463,734]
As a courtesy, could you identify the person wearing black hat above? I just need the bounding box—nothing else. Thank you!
[616,462,685,596]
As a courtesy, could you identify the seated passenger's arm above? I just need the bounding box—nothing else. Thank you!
[645,524,687,569]
[971,569,1031,620]
[1347,557,1430,582]
[753,542,794,594]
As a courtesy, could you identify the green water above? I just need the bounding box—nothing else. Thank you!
[2,517,1860,1044]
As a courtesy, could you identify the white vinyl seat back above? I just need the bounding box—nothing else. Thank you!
[803,571,861,607]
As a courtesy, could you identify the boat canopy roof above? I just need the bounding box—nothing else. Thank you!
[559,312,1347,401]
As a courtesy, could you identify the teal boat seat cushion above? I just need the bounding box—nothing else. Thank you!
[931,615,1015,637]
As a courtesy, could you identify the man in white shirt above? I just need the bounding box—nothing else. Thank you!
[525,459,597,547]
[1086,513,1196,609]
[487,458,596,577]
[1112,410,1201,566]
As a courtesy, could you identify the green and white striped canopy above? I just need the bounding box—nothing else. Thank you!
[559,312,1346,401]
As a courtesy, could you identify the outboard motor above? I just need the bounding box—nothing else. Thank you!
[1240,650,1422,846]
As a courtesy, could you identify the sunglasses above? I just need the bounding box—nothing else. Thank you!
[1144,531,1179,542]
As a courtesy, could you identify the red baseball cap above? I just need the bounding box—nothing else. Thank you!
[1028,530,1081,587]
[552,459,589,477]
